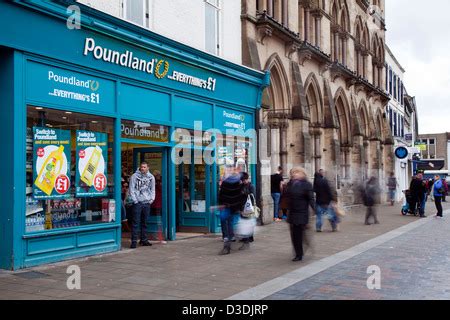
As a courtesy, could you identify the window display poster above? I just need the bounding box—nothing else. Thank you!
[33,127,72,200]
[76,131,108,197]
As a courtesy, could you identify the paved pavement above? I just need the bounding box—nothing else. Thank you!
[0,201,447,300]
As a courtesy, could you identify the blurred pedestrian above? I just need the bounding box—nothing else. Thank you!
[387,172,398,206]
[218,167,246,255]
[285,167,315,262]
[313,169,338,232]
[271,166,284,222]
[433,175,445,218]
[280,180,289,220]
[442,178,448,202]
[363,177,380,225]
[238,172,257,249]
[409,173,426,217]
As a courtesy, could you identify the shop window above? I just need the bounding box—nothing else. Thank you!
[26,106,115,233]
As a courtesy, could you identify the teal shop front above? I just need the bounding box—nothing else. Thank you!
[0,1,269,270]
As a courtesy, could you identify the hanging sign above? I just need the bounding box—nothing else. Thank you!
[33,127,71,199]
[76,131,108,197]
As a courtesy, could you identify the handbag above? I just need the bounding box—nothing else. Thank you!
[241,195,255,218]
[333,202,346,218]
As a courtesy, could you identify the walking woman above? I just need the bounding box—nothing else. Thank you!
[285,167,315,262]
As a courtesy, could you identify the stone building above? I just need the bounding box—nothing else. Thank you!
[241,0,394,222]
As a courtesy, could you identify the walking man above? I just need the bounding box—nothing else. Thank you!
[271,166,284,222]
[313,169,338,232]
[218,167,246,255]
[129,162,155,249]
[363,177,381,225]
[387,172,398,206]
[433,175,444,218]
[286,167,315,262]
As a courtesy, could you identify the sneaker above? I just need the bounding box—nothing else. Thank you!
[219,247,231,255]
[238,242,250,251]
[130,242,137,249]
[316,229,322,233]
[292,256,303,262]
[230,237,236,242]
[139,240,152,246]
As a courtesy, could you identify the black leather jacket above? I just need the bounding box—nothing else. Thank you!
[286,179,315,225]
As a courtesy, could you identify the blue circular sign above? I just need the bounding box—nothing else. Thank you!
[395,147,408,159]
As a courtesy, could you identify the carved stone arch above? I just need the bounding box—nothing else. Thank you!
[358,100,370,139]
[323,79,339,128]
[350,95,363,137]
[334,88,352,145]
[304,73,324,125]
[339,2,350,32]
[330,0,339,24]
[264,53,291,110]
[354,16,363,44]
[363,23,370,49]
[372,33,380,57]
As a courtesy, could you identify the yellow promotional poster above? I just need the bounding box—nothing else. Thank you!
[33,127,71,200]
[76,131,108,197]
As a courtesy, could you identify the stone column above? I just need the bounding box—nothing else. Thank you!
[280,120,288,175]
[282,0,288,26]
[370,139,381,180]
[334,32,340,61]
[314,16,321,47]
[267,0,273,16]
[305,8,310,41]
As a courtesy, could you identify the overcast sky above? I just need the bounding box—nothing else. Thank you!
[385,0,450,134]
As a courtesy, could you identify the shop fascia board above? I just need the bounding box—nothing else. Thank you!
[13,0,270,90]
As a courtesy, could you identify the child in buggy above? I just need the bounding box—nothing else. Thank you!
[401,189,419,216]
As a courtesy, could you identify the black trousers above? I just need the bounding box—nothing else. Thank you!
[435,196,443,217]
[290,224,305,258]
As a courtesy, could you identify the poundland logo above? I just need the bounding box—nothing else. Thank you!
[83,38,217,91]
[83,38,156,74]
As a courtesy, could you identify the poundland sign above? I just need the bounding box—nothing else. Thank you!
[83,38,217,91]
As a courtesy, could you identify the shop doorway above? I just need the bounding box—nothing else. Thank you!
[121,143,168,244]
[175,148,212,234]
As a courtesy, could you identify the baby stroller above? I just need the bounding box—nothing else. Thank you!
[401,190,419,216]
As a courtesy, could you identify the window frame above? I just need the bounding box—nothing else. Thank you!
[122,0,147,28]
[205,0,221,56]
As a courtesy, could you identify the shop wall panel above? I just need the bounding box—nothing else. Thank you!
[172,96,213,129]
[26,60,116,114]
[180,217,209,228]
[77,229,117,248]
[26,234,76,256]
[118,83,170,122]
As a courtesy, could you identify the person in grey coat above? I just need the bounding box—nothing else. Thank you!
[129,161,155,248]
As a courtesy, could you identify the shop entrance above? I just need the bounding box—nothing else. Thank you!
[176,149,212,233]
[121,143,168,244]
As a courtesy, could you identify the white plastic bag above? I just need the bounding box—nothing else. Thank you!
[235,217,256,238]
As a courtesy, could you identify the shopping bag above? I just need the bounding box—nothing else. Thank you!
[333,202,346,217]
[235,216,256,238]
[241,195,255,218]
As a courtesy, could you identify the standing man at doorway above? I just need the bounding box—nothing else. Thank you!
[129,161,156,249]
[271,166,284,222]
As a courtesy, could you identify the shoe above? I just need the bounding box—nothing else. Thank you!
[332,228,338,232]
[282,216,287,220]
[130,242,137,249]
[374,221,380,225]
[219,247,231,255]
[316,229,322,233]
[292,256,303,262]
[238,242,250,251]
[230,237,236,242]
[365,222,371,225]
[139,240,152,246]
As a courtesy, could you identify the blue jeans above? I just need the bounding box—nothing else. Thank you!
[131,202,151,242]
[388,190,396,202]
[220,208,240,242]
[420,193,427,215]
[316,204,337,231]
[271,193,281,219]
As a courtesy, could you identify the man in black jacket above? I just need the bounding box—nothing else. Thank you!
[313,169,338,232]
[286,167,315,262]
[218,167,246,255]
[409,173,426,217]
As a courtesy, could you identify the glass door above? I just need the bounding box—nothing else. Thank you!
[176,148,211,233]
[131,147,168,239]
